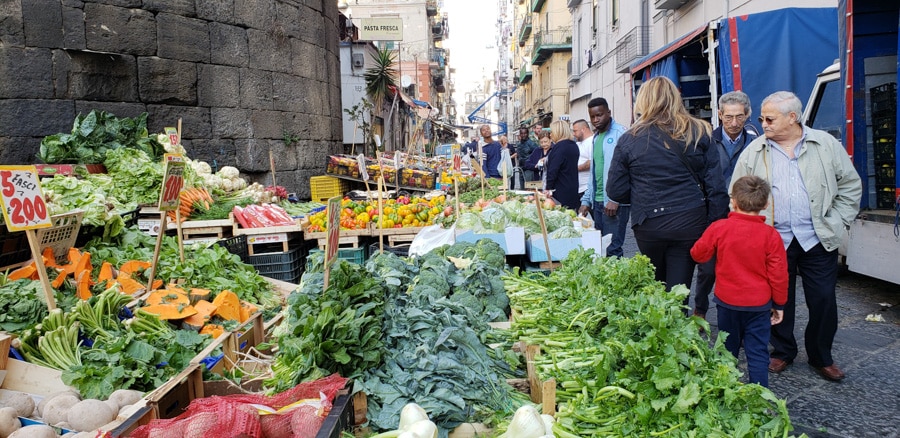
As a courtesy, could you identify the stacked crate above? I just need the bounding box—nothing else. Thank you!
[871,83,897,209]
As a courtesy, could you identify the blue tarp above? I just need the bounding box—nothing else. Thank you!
[718,8,838,117]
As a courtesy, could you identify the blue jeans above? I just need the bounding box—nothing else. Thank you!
[592,202,629,257]
[717,305,772,387]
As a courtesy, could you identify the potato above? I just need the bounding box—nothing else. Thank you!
[0,392,34,418]
[9,424,56,438]
[0,406,21,438]
[42,394,79,427]
[107,390,142,409]
[66,399,115,432]
[37,391,79,417]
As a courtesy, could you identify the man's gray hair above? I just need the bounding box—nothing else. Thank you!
[762,91,803,117]
[719,90,752,115]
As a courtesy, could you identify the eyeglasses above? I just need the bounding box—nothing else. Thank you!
[721,114,747,123]
[758,116,778,124]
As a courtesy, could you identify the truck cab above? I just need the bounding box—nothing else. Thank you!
[801,0,900,284]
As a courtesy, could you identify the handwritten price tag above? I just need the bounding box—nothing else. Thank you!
[158,154,186,211]
[165,127,180,146]
[0,166,52,231]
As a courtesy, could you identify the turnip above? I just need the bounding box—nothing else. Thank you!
[0,391,35,418]
[0,406,21,438]
[42,393,79,427]
[9,424,56,438]
[67,399,115,432]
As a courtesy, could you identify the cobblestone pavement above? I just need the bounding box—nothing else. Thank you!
[617,222,900,437]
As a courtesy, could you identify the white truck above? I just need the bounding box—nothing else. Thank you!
[802,0,899,284]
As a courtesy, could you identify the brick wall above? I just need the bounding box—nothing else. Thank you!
[0,0,343,199]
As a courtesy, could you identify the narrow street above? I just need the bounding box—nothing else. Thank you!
[616,223,900,437]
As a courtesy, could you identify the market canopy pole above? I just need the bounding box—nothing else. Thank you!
[452,151,462,221]
[0,165,56,310]
[377,176,385,254]
[149,153,186,290]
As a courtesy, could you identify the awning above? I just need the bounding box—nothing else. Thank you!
[629,24,707,74]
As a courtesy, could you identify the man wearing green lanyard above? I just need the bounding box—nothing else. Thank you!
[578,97,629,257]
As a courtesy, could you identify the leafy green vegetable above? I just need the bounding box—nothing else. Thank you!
[103,147,164,206]
[503,250,795,437]
[38,110,164,164]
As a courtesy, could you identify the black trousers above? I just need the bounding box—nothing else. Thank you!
[635,237,697,309]
[693,256,716,314]
[770,239,839,367]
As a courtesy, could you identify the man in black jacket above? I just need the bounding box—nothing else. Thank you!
[692,90,759,320]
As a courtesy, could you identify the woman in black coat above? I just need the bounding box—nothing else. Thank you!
[544,120,581,211]
[606,76,727,298]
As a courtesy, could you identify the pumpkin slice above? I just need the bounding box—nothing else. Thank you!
[140,303,197,320]
[8,263,38,281]
[42,247,60,269]
[200,323,225,339]
[97,261,115,284]
[146,289,190,306]
[119,260,151,278]
[211,290,241,322]
[181,300,217,331]
[75,270,93,300]
[239,300,259,323]
[188,288,211,304]
[51,270,68,289]
[118,276,147,295]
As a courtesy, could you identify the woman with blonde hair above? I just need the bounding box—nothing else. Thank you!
[607,76,728,301]
[544,120,581,210]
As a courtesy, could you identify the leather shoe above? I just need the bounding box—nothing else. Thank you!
[813,364,846,382]
[768,358,790,373]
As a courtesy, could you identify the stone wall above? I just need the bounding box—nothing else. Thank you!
[0,0,343,199]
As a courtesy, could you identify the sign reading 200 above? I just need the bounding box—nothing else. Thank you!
[0,168,49,228]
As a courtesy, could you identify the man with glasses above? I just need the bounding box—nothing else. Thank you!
[693,91,759,320]
[731,91,861,382]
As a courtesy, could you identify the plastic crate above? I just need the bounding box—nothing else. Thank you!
[368,242,410,258]
[310,176,349,202]
[876,191,897,209]
[216,234,250,264]
[248,246,304,274]
[35,210,84,264]
[121,208,140,228]
[875,142,896,161]
[308,247,367,268]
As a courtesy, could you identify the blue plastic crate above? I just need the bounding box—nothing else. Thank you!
[308,247,367,267]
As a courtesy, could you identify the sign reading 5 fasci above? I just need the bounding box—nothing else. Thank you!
[0,166,52,231]
[359,18,404,41]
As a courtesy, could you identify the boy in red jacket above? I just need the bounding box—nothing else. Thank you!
[691,175,787,387]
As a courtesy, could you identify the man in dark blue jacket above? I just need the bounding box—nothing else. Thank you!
[693,90,759,319]
[478,124,502,179]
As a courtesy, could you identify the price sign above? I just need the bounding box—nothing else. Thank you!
[357,154,370,181]
[158,154,186,211]
[452,152,461,172]
[0,166,52,231]
[165,127,180,146]
[470,159,485,179]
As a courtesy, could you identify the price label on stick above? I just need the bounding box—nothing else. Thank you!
[470,159,485,179]
[165,127,180,146]
[452,152,461,172]
[323,196,343,290]
[357,154,370,181]
[158,154,186,211]
[0,166,52,231]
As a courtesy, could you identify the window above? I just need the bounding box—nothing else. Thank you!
[611,0,619,28]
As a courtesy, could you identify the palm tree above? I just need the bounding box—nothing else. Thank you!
[364,47,398,153]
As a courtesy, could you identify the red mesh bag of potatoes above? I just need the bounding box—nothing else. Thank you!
[128,373,347,438]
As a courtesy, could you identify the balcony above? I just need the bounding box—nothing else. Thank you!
[518,63,533,84]
[518,15,532,46]
[531,0,546,13]
[430,48,446,67]
[614,26,650,73]
[531,28,572,66]
[426,0,438,16]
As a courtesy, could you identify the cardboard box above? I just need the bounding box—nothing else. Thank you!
[526,230,610,262]
[455,227,526,255]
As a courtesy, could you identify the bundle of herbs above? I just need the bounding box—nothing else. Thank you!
[502,249,795,437]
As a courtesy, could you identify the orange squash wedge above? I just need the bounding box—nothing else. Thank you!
[8,263,38,281]
[140,303,197,320]
[75,270,93,300]
[181,300,217,331]
[211,290,241,322]
[146,289,190,306]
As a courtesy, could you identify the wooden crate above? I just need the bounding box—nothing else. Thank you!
[525,344,556,415]
[173,218,233,243]
[318,235,362,249]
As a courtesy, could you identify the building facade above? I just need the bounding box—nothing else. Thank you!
[566,0,838,127]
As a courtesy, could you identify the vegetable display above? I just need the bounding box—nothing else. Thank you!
[38,110,164,164]
[502,249,795,437]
